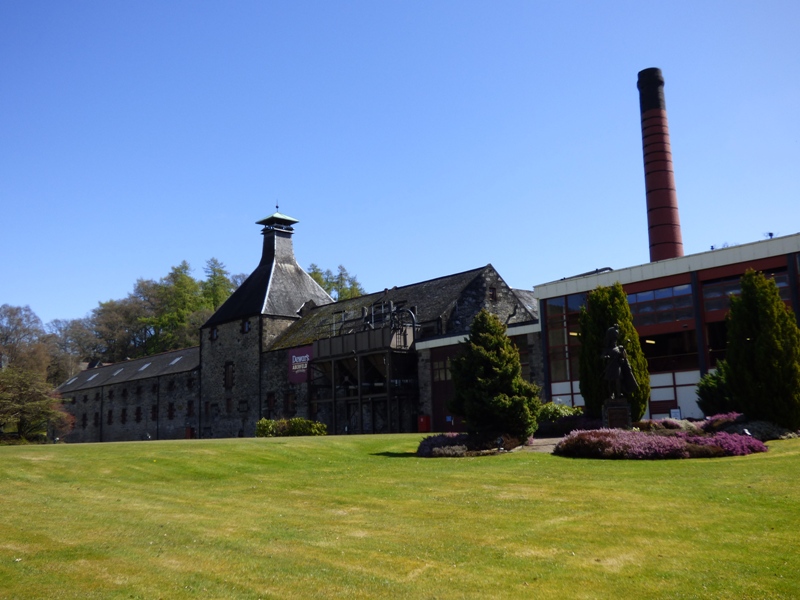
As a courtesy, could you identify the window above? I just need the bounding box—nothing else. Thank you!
[138,363,151,372]
[187,377,194,390]
[187,400,195,417]
[224,362,235,390]
[81,413,88,429]
[94,412,100,427]
[432,359,451,382]
[241,319,251,333]
[107,410,113,425]
[628,284,693,326]
[168,380,175,391]
[284,392,296,416]
[151,383,158,393]
[209,327,219,341]
[168,403,175,420]
[108,390,114,400]
[489,287,497,301]
[545,293,585,384]
[169,356,183,366]
[135,407,142,423]
[226,398,233,414]
[121,408,127,424]
[122,388,128,399]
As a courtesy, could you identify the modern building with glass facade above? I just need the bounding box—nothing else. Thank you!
[534,233,800,420]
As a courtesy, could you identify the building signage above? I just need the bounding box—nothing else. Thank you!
[288,345,313,383]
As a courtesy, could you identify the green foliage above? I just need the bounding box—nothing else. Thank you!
[201,258,234,311]
[725,270,800,430]
[578,282,650,420]
[256,417,327,437]
[696,360,735,416]
[0,367,72,442]
[308,264,365,301]
[538,402,583,423]
[449,309,541,440]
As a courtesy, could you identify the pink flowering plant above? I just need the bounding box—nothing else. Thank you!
[554,417,767,460]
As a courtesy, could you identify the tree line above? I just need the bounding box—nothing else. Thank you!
[1,260,364,388]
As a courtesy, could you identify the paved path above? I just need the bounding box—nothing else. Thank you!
[523,437,562,453]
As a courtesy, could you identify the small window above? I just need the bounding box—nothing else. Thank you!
[135,407,142,423]
[121,408,127,424]
[168,403,175,420]
[108,390,115,400]
[135,386,142,396]
[168,380,175,392]
[210,328,219,341]
[241,319,251,334]
[94,412,100,427]
[489,287,497,302]
[122,388,128,399]
[187,400,195,417]
[224,362,235,390]
[169,356,183,366]
[151,383,158,393]
[112,368,124,376]
[138,363,151,372]
[187,378,194,390]
[107,410,113,425]
[87,373,98,382]
[81,413,88,429]
[83,395,88,403]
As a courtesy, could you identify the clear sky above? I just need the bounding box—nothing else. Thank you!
[2,1,799,325]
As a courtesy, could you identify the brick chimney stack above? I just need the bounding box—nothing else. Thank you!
[638,68,684,261]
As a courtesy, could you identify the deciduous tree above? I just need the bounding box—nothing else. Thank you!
[0,367,72,441]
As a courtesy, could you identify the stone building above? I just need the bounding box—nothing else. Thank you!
[58,212,542,442]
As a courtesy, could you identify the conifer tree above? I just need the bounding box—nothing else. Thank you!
[449,309,541,440]
[726,270,800,430]
[578,282,650,420]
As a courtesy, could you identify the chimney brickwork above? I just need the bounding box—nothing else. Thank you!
[638,68,684,262]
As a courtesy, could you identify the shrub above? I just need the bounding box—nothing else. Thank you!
[553,428,767,460]
[431,445,468,458]
[696,361,735,416]
[416,432,470,458]
[686,431,767,456]
[256,418,327,437]
[699,412,745,433]
[539,402,583,423]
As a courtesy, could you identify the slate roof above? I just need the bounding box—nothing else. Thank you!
[269,265,537,351]
[203,222,332,328]
[511,289,539,320]
[56,347,199,394]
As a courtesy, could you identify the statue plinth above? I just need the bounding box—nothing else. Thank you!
[603,398,631,429]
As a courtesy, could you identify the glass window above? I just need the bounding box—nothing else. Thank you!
[567,293,587,312]
[637,290,654,302]
[654,287,672,300]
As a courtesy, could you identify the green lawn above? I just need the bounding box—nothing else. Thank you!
[1,435,799,599]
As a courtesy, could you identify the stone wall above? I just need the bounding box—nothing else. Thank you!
[63,370,200,443]
[200,318,262,438]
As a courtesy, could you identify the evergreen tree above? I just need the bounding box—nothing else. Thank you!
[201,258,234,310]
[449,309,541,440]
[578,282,650,420]
[726,270,800,430]
[307,264,365,301]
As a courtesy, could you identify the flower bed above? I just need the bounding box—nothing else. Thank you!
[553,427,767,460]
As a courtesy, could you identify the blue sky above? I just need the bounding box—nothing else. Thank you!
[2,1,799,324]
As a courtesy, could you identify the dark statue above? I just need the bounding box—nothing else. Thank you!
[603,324,638,399]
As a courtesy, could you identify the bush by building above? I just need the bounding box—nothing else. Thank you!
[255,417,327,437]
[449,310,541,442]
